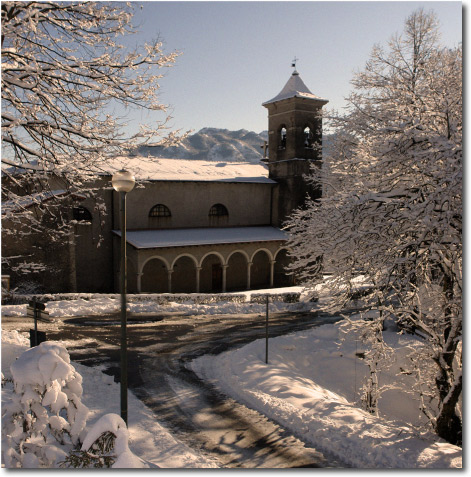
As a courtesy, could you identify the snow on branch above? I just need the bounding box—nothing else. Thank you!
[287,9,462,445]
[1,1,186,238]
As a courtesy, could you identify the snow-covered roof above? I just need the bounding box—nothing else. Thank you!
[102,157,275,184]
[113,226,287,249]
[2,157,275,184]
[262,71,328,106]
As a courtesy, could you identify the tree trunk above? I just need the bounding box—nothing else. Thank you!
[435,373,462,446]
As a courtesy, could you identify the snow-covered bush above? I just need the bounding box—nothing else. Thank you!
[2,341,146,469]
[6,292,249,306]
[2,342,89,468]
[12,280,47,296]
[127,293,247,305]
[61,414,148,468]
[250,292,301,304]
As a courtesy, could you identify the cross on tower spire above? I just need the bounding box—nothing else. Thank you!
[291,56,299,74]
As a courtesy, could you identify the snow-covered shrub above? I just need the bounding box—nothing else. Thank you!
[61,414,148,468]
[190,293,246,305]
[250,292,301,303]
[9,292,248,306]
[2,342,89,468]
[13,280,47,296]
[129,293,247,305]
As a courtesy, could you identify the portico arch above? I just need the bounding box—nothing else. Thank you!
[172,254,198,293]
[200,253,224,293]
[250,249,272,290]
[199,251,226,269]
[141,257,169,293]
[141,255,171,274]
[226,250,249,291]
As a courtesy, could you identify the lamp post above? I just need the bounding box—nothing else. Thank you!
[111,169,135,425]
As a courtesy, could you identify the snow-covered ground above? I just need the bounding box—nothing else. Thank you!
[1,287,307,318]
[1,286,462,468]
[191,320,461,468]
[1,330,217,469]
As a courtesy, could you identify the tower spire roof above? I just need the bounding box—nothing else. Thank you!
[262,71,328,106]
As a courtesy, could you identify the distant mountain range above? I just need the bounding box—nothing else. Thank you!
[137,128,333,163]
[138,128,268,163]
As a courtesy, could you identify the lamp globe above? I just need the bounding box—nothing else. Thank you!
[112,170,135,193]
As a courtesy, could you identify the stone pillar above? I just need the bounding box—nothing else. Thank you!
[270,260,276,288]
[222,265,228,293]
[136,272,143,294]
[196,267,202,293]
[247,262,253,290]
[167,269,173,293]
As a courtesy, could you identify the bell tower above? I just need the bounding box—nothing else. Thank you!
[263,69,328,227]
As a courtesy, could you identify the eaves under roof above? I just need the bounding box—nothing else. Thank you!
[113,226,287,249]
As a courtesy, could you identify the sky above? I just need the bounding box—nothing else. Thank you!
[122,1,462,135]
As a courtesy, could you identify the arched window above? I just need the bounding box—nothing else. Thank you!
[279,127,287,150]
[209,203,228,217]
[209,203,229,226]
[304,126,313,148]
[73,206,92,222]
[149,204,171,218]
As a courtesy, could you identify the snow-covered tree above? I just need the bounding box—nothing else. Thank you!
[2,341,146,468]
[1,1,183,261]
[287,9,461,445]
[2,341,89,467]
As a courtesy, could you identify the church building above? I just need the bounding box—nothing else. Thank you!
[2,70,328,295]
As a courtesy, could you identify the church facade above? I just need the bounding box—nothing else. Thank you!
[2,71,328,294]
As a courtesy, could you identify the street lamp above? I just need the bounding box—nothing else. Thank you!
[111,169,135,425]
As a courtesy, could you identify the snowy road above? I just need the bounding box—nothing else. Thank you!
[2,310,345,468]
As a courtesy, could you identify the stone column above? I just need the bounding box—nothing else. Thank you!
[222,265,228,293]
[167,269,173,293]
[247,262,253,290]
[196,267,202,293]
[270,260,276,288]
[136,272,143,294]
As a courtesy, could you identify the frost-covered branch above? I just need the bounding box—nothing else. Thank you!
[287,9,461,445]
[2,1,186,242]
